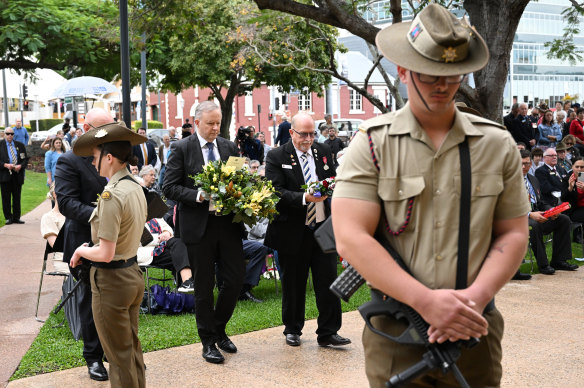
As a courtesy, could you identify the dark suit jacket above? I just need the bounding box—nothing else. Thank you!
[526,173,549,211]
[534,164,568,208]
[54,151,107,262]
[0,139,28,184]
[132,141,157,171]
[275,120,291,146]
[162,135,239,244]
[511,115,537,147]
[264,141,336,254]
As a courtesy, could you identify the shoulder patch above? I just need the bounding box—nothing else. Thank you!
[101,191,112,201]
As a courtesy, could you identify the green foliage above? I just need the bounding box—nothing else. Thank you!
[132,120,163,130]
[30,119,62,132]
[0,0,121,79]
[545,4,584,65]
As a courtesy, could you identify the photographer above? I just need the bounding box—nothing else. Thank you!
[236,126,264,164]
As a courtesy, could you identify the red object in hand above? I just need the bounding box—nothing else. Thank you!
[542,202,571,219]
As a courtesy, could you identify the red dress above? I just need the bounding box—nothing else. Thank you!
[569,119,584,142]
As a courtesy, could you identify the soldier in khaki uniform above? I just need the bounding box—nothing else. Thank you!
[70,123,148,388]
[332,4,530,387]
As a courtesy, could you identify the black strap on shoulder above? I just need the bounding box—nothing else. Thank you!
[456,138,471,290]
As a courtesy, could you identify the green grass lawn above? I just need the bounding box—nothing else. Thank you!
[12,265,371,380]
[0,171,47,226]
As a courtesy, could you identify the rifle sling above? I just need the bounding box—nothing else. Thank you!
[456,139,470,290]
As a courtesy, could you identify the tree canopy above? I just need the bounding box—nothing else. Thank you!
[0,0,121,80]
[135,0,339,137]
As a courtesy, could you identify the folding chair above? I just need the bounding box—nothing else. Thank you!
[140,265,176,313]
[35,241,69,322]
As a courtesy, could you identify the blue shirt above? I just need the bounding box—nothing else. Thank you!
[12,126,29,146]
[537,123,562,147]
[44,150,62,182]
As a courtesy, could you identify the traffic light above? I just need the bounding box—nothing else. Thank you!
[22,84,28,99]
[275,97,280,110]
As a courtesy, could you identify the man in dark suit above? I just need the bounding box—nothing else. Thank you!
[163,101,245,364]
[503,103,519,133]
[132,127,158,171]
[265,112,350,348]
[0,128,28,224]
[274,115,291,146]
[521,150,577,274]
[511,103,537,149]
[535,147,570,208]
[54,108,111,381]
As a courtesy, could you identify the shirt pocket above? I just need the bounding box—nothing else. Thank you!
[378,176,425,233]
[454,173,503,223]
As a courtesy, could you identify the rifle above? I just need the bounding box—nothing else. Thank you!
[316,219,477,388]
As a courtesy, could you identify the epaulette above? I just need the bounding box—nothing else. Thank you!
[462,112,506,130]
[357,112,395,133]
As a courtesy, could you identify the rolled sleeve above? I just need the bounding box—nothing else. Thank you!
[96,197,122,242]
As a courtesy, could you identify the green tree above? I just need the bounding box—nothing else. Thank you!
[0,0,121,79]
[252,0,534,122]
[134,0,338,138]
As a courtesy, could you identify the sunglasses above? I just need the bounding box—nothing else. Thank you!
[4,133,14,135]
[292,128,317,139]
[414,72,466,84]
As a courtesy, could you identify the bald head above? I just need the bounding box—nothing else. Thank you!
[84,108,114,132]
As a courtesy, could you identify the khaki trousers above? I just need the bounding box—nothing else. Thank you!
[363,307,504,388]
[91,264,146,388]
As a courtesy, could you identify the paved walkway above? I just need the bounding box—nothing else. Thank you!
[1,200,583,387]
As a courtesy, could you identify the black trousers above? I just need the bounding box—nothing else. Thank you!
[186,215,244,345]
[70,266,104,363]
[529,213,572,269]
[279,224,342,339]
[150,237,190,283]
[1,175,22,221]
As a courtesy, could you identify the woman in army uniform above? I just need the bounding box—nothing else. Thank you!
[70,123,148,388]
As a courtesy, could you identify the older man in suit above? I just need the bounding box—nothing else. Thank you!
[163,101,245,364]
[0,127,28,224]
[54,108,111,381]
[535,147,570,208]
[265,112,350,348]
[522,150,577,274]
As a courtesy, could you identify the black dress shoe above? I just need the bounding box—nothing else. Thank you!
[87,361,108,381]
[13,219,24,224]
[317,334,352,347]
[539,265,556,275]
[551,261,578,271]
[217,336,237,353]
[238,290,263,303]
[511,271,532,281]
[5,219,12,225]
[285,334,301,346]
[202,344,224,363]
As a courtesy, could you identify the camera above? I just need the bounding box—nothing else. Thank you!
[237,126,252,140]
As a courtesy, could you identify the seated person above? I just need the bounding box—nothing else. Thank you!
[556,142,572,171]
[130,164,144,185]
[139,165,161,193]
[535,148,570,208]
[239,236,271,303]
[528,147,543,176]
[521,150,577,274]
[40,184,69,275]
[561,157,584,240]
[138,217,194,293]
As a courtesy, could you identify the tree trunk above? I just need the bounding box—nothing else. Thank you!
[463,0,530,122]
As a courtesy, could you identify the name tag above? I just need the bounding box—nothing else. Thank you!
[282,164,293,169]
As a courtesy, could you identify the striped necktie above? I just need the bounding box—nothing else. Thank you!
[8,142,17,164]
[301,152,316,228]
[141,144,148,165]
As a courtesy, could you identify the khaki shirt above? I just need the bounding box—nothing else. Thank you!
[90,168,147,261]
[334,103,530,289]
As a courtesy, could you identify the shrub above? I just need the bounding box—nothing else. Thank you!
[29,119,63,132]
[132,120,163,130]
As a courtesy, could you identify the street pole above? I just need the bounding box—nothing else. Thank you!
[2,69,8,127]
[19,83,23,124]
[141,32,147,129]
[120,0,132,128]
[35,95,39,131]
[257,104,261,134]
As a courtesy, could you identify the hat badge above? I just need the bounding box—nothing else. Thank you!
[95,129,108,138]
[442,47,458,63]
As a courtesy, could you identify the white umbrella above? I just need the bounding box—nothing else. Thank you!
[51,76,119,98]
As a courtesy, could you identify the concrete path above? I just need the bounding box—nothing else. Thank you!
[2,200,584,387]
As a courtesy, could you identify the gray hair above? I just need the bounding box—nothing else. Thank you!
[250,159,260,167]
[556,111,566,120]
[139,165,156,177]
[194,101,220,120]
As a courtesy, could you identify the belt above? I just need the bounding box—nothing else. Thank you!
[370,289,495,314]
[92,256,137,269]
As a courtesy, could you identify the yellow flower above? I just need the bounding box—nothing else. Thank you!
[221,165,236,176]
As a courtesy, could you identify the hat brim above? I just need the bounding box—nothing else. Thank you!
[73,124,147,157]
[376,21,490,76]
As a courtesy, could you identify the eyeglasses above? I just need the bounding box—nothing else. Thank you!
[565,143,574,146]
[4,133,14,135]
[415,72,466,84]
[292,128,317,139]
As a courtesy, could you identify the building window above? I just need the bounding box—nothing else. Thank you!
[298,92,312,111]
[350,89,362,112]
[244,91,254,116]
